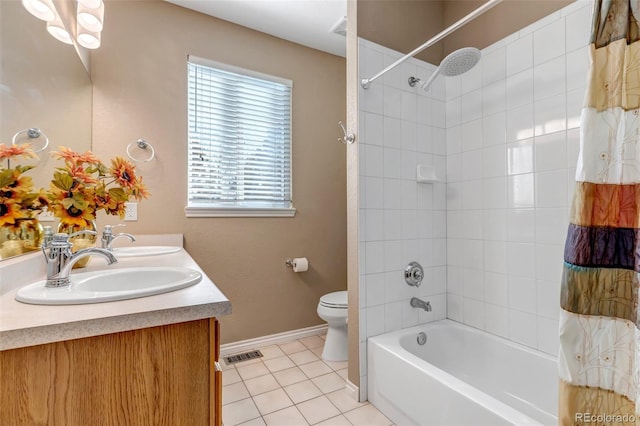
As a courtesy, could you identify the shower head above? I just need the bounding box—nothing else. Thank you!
[439,47,481,77]
[409,47,481,92]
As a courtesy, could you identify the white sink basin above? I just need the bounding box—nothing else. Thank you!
[112,246,182,258]
[15,267,202,305]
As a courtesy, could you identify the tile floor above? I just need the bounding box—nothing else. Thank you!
[221,334,393,426]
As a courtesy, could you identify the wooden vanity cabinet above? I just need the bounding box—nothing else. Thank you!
[0,318,222,426]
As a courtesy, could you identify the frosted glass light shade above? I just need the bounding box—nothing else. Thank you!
[21,0,55,21]
[77,29,101,49]
[77,1,104,32]
[77,0,102,9]
[47,20,73,45]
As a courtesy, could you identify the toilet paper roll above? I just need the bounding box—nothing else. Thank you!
[292,257,309,272]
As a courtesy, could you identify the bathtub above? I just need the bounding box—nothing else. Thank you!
[367,320,557,425]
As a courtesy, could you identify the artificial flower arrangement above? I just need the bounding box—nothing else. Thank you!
[48,146,150,227]
[0,143,48,226]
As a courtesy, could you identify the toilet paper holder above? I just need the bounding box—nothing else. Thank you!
[285,257,309,272]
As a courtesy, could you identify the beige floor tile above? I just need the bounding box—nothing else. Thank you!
[323,360,348,371]
[310,346,324,357]
[252,388,294,415]
[279,340,307,354]
[325,389,368,413]
[289,350,320,366]
[223,368,242,386]
[259,345,287,360]
[237,417,267,426]
[296,395,341,425]
[244,373,281,396]
[237,361,270,381]
[299,335,326,349]
[314,414,352,426]
[222,398,261,426]
[335,368,348,380]
[299,360,333,378]
[263,406,309,426]
[311,372,345,394]
[222,382,250,405]
[273,366,308,387]
[283,380,323,404]
[264,355,296,373]
[343,404,392,426]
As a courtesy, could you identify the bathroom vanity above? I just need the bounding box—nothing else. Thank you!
[0,235,231,426]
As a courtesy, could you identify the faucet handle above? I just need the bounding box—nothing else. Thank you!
[42,226,54,249]
[102,224,126,234]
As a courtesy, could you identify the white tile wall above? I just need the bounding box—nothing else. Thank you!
[356,1,591,401]
[445,0,591,356]
[358,39,448,400]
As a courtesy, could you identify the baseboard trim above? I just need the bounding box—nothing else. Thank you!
[345,380,360,402]
[221,324,328,357]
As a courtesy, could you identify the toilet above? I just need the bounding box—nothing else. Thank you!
[317,290,348,361]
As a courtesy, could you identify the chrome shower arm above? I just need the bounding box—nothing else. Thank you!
[420,68,441,92]
[361,0,503,89]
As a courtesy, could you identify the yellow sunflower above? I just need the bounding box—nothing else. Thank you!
[110,156,138,189]
[0,200,21,226]
[48,186,96,228]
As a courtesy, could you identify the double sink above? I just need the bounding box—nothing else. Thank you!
[15,246,203,305]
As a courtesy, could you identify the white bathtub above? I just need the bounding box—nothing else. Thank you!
[367,320,557,425]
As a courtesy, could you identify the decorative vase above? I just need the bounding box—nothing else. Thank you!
[57,220,98,268]
[0,217,44,259]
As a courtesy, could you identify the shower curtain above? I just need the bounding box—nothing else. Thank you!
[559,0,640,424]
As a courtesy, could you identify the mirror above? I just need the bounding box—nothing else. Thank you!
[1,0,92,260]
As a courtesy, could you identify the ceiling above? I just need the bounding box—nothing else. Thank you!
[165,0,347,57]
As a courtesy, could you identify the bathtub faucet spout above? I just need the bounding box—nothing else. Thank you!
[410,297,432,311]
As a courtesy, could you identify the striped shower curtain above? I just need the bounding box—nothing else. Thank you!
[559,0,640,424]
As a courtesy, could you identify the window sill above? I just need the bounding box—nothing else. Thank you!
[185,206,296,218]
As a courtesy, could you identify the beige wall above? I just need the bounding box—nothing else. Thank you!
[91,0,347,344]
[357,0,575,65]
[357,0,445,65]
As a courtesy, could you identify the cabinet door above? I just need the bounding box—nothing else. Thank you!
[1,319,213,426]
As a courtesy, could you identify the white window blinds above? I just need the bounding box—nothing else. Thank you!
[187,56,293,216]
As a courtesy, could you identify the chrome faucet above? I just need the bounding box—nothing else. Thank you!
[410,297,432,311]
[42,233,117,287]
[101,225,136,250]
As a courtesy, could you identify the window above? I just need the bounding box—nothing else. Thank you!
[185,56,294,217]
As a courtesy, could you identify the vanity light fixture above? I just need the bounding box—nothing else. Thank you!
[76,0,104,49]
[21,0,56,22]
[22,0,105,49]
[46,16,73,45]
[77,0,104,32]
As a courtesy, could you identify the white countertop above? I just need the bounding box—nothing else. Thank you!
[0,234,231,351]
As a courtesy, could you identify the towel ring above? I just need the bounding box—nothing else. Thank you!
[12,128,49,153]
[126,138,155,162]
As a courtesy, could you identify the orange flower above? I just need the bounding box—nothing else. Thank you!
[52,146,100,166]
[68,164,98,185]
[109,156,139,189]
[0,143,36,161]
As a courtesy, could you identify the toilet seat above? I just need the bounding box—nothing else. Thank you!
[319,291,347,309]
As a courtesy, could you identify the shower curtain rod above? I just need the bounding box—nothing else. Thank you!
[361,0,504,89]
